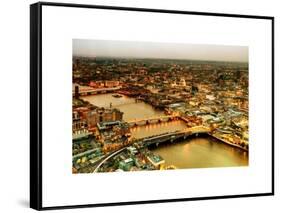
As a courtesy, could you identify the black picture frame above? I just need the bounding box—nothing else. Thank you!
[30,1,275,210]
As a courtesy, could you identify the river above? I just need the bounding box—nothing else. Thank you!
[82,94,248,169]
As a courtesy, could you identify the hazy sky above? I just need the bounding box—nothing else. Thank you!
[73,39,248,62]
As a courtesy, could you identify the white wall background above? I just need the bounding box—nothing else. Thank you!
[0,0,279,212]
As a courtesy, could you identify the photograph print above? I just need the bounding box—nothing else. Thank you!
[30,2,274,210]
[72,39,249,174]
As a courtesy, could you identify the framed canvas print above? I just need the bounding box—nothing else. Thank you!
[30,2,274,210]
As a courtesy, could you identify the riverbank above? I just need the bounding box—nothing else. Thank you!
[209,134,248,152]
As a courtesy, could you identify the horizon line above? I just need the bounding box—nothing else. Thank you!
[72,55,248,63]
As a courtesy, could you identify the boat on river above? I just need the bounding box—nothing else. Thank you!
[112,94,123,98]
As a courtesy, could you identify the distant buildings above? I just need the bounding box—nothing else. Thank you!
[89,80,120,88]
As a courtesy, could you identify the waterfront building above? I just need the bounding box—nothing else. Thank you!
[85,107,123,127]
[97,121,131,139]
[105,80,120,87]
[147,154,165,170]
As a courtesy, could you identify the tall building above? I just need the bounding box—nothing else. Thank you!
[74,85,79,99]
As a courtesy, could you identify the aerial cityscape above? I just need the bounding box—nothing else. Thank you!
[72,40,249,173]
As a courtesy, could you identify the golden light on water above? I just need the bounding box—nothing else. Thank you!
[82,94,249,169]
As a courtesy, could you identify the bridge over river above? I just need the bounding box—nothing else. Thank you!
[138,126,211,146]
[73,86,122,96]
[92,126,210,172]
[127,115,184,127]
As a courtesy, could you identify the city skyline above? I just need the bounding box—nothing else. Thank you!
[73,39,248,63]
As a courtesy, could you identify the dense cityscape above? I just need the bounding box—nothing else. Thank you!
[72,56,248,173]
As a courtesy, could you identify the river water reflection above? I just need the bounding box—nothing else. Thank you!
[82,94,248,169]
[82,93,164,121]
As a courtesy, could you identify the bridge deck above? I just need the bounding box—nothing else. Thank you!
[127,115,179,124]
